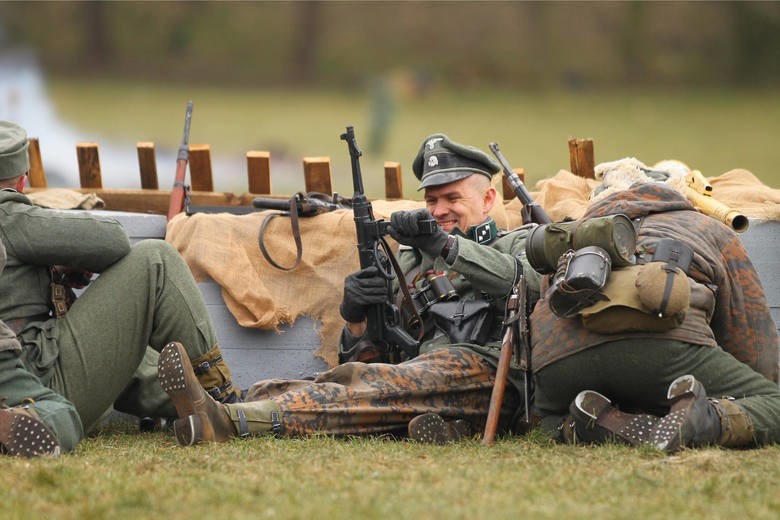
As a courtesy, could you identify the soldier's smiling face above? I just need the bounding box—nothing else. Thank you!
[424,174,496,233]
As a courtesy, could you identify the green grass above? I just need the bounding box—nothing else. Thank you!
[2,423,778,519]
[45,79,780,197]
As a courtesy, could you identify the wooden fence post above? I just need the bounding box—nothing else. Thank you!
[384,161,403,199]
[303,157,332,195]
[27,137,48,188]
[247,151,271,194]
[188,144,214,192]
[136,142,159,189]
[77,142,103,188]
[568,137,595,178]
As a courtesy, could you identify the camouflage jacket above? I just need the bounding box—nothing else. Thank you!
[530,183,779,383]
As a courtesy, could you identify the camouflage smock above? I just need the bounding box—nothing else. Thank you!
[530,183,779,383]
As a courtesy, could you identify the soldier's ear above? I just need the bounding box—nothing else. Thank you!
[482,186,497,213]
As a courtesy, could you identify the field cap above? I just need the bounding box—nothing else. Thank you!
[0,121,30,180]
[412,133,499,190]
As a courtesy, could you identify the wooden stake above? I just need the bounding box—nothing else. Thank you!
[27,137,47,188]
[247,151,271,194]
[568,138,595,178]
[136,142,159,190]
[303,157,332,195]
[384,161,403,199]
[76,142,103,188]
[188,144,214,192]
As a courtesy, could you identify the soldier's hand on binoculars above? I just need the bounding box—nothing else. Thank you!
[389,209,449,257]
[339,266,388,323]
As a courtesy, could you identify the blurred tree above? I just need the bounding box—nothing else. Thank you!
[730,2,780,84]
[290,1,323,85]
[83,1,112,70]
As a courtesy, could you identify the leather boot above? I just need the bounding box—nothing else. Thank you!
[565,390,659,446]
[649,374,722,453]
[158,341,238,446]
[0,402,60,457]
[190,345,241,403]
[408,413,472,444]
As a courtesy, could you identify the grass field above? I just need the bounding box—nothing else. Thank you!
[45,79,780,197]
[8,79,777,518]
[2,423,779,519]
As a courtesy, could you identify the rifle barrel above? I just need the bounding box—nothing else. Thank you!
[167,100,194,221]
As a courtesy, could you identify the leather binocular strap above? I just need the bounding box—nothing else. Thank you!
[257,193,303,271]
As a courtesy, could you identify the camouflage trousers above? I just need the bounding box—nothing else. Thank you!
[246,346,519,437]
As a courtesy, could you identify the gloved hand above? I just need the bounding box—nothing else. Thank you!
[388,208,449,258]
[339,265,389,323]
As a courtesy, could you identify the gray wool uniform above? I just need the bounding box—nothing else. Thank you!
[0,189,219,450]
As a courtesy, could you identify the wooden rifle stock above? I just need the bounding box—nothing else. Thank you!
[167,101,194,221]
[482,276,527,446]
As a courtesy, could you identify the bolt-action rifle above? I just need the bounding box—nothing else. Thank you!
[167,100,193,221]
[339,125,435,361]
[482,272,530,445]
[489,142,552,225]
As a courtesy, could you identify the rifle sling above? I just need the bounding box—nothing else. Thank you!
[380,237,425,342]
[257,194,304,271]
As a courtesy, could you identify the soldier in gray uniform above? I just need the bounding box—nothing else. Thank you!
[0,120,240,456]
[157,133,543,446]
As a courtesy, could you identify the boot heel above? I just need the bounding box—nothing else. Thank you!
[174,414,205,446]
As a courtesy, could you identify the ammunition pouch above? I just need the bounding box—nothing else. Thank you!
[428,299,492,345]
[525,214,637,275]
[548,246,612,318]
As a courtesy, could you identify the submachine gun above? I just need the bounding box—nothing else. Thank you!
[339,125,436,362]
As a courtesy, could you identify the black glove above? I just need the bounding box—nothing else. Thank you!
[388,208,449,258]
[339,266,388,323]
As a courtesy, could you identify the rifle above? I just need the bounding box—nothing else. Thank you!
[339,125,435,361]
[481,272,530,446]
[167,101,194,221]
[488,142,552,225]
[252,192,352,217]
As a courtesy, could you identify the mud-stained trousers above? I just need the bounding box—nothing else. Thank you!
[245,346,520,437]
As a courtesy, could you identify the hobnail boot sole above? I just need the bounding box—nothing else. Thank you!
[572,390,658,446]
[408,413,471,444]
[158,342,198,419]
[0,409,61,457]
[650,375,699,453]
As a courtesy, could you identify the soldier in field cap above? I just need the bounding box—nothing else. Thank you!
[0,120,241,457]
[0,120,30,181]
[155,132,544,446]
